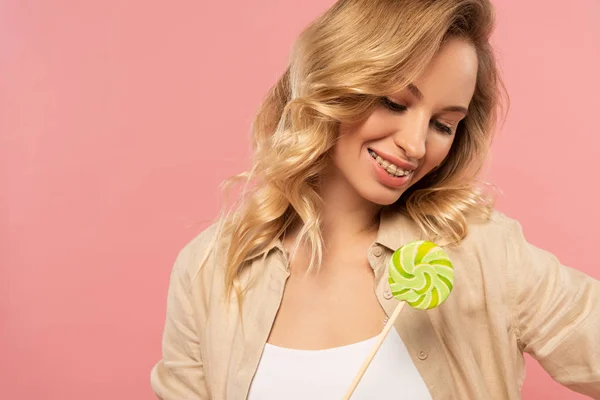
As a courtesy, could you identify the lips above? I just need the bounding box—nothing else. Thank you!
[368,150,411,177]
[368,149,413,188]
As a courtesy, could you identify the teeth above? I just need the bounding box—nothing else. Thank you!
[368,149,412,177]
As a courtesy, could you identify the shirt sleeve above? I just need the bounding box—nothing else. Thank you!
[506,218,600,398]
[150,245,209,399]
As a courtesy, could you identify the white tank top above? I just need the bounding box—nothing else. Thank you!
[247,328,432,399]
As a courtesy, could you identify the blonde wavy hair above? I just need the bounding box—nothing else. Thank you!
[206,0,507,299]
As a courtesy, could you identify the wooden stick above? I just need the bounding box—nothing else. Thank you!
[342,301,406,399]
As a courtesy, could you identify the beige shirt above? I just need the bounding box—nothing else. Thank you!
[150,208,600,399]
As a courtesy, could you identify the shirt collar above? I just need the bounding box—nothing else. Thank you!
[375,206,424,252]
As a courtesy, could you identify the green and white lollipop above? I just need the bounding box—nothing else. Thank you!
[344,240,454,399]
[388,240,454,310]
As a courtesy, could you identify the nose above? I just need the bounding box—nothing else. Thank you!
[392,113,427,160]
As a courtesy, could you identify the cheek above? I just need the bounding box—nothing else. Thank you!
[422,138,455,171]
[334,123,374,160]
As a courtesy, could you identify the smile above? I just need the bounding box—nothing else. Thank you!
[368,149,413,178]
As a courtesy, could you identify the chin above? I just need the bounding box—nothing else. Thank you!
[361,188,406,206]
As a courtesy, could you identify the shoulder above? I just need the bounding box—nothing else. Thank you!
[437,209,524,313]
[461,208,522,248]
[173,222,221,285]
[443,208,524,278]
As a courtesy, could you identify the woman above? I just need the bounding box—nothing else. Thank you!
[151,0,600,398]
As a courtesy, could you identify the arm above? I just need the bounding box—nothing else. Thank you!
[506,219,600,397]
[150,245,209,400]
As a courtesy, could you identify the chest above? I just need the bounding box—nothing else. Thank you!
[266,250,388,349]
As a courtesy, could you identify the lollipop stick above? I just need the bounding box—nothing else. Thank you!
[342,301,406,399]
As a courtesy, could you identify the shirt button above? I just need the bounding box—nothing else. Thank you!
[418,351,428,360]
[372,246,383,257]
[383,289,393,299]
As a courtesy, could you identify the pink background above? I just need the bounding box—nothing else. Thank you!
[2,0,599,399]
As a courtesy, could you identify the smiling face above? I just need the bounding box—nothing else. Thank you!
[329,37,479,206]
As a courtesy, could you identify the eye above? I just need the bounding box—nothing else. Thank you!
[381,97,407,112]
[382,96,455,135]
[432,120,453,135]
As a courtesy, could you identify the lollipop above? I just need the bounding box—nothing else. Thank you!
[388,240,454,309]
[343,240,454,399]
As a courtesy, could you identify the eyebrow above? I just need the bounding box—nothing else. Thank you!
[408,83,469,116]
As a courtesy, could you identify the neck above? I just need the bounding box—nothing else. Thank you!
[318,182,381,255]
[285,169,383,258]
